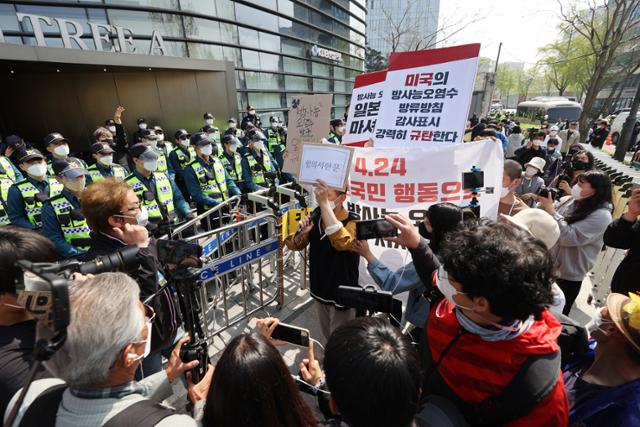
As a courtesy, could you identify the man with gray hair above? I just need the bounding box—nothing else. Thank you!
[4,273,213,427]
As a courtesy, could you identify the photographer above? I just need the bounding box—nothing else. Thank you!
[81,178,179,375]
[422,221,568,426]
[549,150,595,198]
[0,227,57,418]
[284,180,359,341]
[538,170,613,315]
[514,131,548,167]
[4,273,210,427]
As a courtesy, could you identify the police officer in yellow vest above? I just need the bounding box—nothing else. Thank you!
[86,142,128,184]
[0,150,24,226]
[202,124,223,159]
[220,134,245,192]
[43,132,88,175]
[139,128,175,180]
[325,118,346,145]
[153,125,174,160]
[241,129,278,193]
[125,144,192,227]
[266,116,286,170]
[168,129,196,202]
[183,132,240,214]
[42,158,91,258]
[7,148,64,230]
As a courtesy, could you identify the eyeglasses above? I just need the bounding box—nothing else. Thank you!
[118,202,141,215]
[143,303,156,323]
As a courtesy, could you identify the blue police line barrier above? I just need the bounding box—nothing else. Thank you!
[199,239,280,282]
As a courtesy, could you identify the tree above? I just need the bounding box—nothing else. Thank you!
[365,46,387,72]
[614,83,640,160]
[558,0,640,142]
[495,65,517,107]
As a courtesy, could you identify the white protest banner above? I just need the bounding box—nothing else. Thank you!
[374,43,480,147]
[347,140,503,286]
[298,143,354,191]
[283,94,333,175]
[343,70,387,147]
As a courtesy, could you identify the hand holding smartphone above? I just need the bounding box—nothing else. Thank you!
[355,219,399,240]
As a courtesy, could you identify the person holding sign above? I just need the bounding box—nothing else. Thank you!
[284,180,359,341]
[325,119,346,145]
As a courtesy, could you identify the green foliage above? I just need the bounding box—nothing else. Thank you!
[365,46,387,72]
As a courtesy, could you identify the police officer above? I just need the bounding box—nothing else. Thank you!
[132,117,148,145]
[0,151,23,227]
[125,144,191,227]
[226,118,239,137]
[3,134,28,170]
[184,132,240,229]
[86,142,128,183]
[241,105,262,131]
[326,118,346,145]
[200,113,219,133]
[266,116,286,170]
[153,125,174,155]
[241,129,277,193]
[220,134,244,192]
[140,129,175,179]
[202,124,223,158]
[42,158,91,258]
[7,148,63,230]
[168,129,196,201]
[43,132,88,175]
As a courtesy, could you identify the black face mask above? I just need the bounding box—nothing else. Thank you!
[547,148,556,154]
[572,160,589,171]
[418,222,432,240]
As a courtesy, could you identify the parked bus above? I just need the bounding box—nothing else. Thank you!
[517,97,582,122]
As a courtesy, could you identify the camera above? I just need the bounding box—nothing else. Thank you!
[355,219,398,240]
[336,285,403,325]
[538,187,560,200]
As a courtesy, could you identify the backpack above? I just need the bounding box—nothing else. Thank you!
[17,385,175,427]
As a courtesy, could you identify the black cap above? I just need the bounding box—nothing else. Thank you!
[153,126,164,134]
[247,129,266,141]
[204,112,214,120]
[228,118,237,124]
[128,143,158,160]
[43,132,69,146]
[137,117,146,124]
[270,116,278,123]
[174,129,190,140]
[190,132,211,147]
[202,124,215,133]
[246,105,254,111]
[222,135,240,145]
[105,119,116,126]
[52,158,88,179]
[140,129,157,140]
[17,148,45,164]
[90,141,114,155]
[330,118,345,127]
[5,134,24,147]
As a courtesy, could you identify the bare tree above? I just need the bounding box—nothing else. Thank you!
[558,0,640,142]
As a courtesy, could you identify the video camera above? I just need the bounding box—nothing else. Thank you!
[462,166,493,217]
[336,285,403,326]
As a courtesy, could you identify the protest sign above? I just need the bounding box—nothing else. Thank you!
[374,43,480,147]
[283,94,333,175]
[343,70,387,147]
[347,140,503,287]
[282,208,313,239]
[298,143,354,191]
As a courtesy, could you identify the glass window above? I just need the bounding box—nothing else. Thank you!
[238,27,258,46]
[334,66,346,80]
[245,72,282,90]
[223,46,242,67]
[334,94,347,106]
[281,38,305,56]
[333,107,346,119]
[219,23,238,44]
[283,57,307,74]
[278,0,294,16]
[248,92,282,109]
[235,70,246,90]
[184,17,220,40]
[215,0,235,19]
[312,62,330,78]
[293,3,309,21]
[0,4,20,32]
[259,32,280,52]
[237,92,248,112]
[285,76,310,91]
[259,52,280,71]
[278,17,293,36]
[314,78,330,92]
[163,40,188,57]
[234,3,278,32]
[105,0,178,8]
[251,0,277,8]
[241,49,260,69]
[107,10,183,37]
[188,42,223,60]
[334,80,347,93]
[16,5,90,34]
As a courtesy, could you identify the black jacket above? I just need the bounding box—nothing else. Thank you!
[514,146,548,168]
[82,232,179,352]
[241,114,262,131]
[603,217,640,294]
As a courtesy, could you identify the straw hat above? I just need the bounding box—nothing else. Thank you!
[606,293,640,353]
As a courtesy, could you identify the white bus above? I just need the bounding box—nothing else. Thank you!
[517,97,582,122]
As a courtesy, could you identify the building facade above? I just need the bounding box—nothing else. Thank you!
[366,0,439,58]
[0,0,366,148]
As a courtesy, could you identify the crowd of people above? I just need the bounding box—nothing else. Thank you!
[0,105,640,427]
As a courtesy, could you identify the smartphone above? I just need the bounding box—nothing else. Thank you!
[462,171,484,189]
[355,219,398,240]
[156,240,202,265]
[271,322,310,347]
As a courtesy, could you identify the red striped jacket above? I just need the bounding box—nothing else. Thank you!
[427,299,569,427]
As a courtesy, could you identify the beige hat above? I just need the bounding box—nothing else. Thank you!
[606,293,640,354]
[500,209,560,250]
[525,157,546,174]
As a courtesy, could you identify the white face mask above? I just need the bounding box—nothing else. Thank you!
[64,177,86,193]
[143,160,158,173]
[500,185,511,198]
[206,119,214,125]
[532,140,541,146]
[147,139,158,149]
[525,166,538,177]
[26,163,47,178]
[200,145,213,156]
[271,122,278,128]
[53,144,70,157]
[179,139,190,148]
[229,144,238,153]
[116,205,149,227]
[108,126,116,133]
[157,134,165,142]
[253,140,265,152]
[249,110,256,115]
[139,123,147,130]
[436,267,474,311]
[572,184,586,200]
[128,322,152,362]
[228,122,237,129]
[99,155,113,166]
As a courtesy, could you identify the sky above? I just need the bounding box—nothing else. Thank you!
[437,0,565,67]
